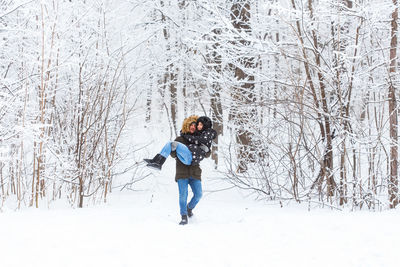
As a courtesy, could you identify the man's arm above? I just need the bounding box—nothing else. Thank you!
[171,136,185,158]
[171,151,177,158]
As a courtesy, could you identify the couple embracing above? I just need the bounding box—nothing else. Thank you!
[144,115,217,225]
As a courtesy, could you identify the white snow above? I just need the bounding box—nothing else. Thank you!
[1,158,399,267]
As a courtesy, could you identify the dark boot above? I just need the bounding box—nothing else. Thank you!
[143,157,154,164]
[179,215,188,225]
[146,154,166,170]
[143,153,161,164]
[187,205,193,218]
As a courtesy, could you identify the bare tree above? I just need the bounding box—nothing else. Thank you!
[207,28,224,166]
[388,0,399,208]
[229,1,257,172]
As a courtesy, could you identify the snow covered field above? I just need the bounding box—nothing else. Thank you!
[1,159,399,267]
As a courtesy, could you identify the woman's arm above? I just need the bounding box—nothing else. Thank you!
[182,129,216,146]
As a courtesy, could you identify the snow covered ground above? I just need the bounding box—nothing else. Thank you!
[1,159,399,267]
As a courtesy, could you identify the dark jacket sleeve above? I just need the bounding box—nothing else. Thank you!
[170,137,180,158]
[172,136,210,159]
[171,150,177,158]
[182,129,216,146]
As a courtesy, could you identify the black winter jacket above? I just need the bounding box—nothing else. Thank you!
[182,128,217,165]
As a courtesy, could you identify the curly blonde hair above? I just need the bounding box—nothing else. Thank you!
[181,115,199,134]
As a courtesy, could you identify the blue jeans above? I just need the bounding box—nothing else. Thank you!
[177,178,202,215]
[160,141,192,165]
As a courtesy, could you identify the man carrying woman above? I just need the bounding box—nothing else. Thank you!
[144,115,216,225]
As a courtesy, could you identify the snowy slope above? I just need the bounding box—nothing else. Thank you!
[1,158,399,267]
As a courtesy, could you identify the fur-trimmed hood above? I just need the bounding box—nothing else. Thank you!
[181,115,199,134]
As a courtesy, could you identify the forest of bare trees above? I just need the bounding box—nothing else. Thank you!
[1,0,400,210]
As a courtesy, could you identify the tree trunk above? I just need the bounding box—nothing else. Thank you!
[146,76,153,124]
[170,71,178,135]
[308,0,335,199]
[230,1,255,173]
[291,0,336,198]
[388,0,399,208]
[332,0,358,205]
[161,0,178,135]
[208,28,223,166]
